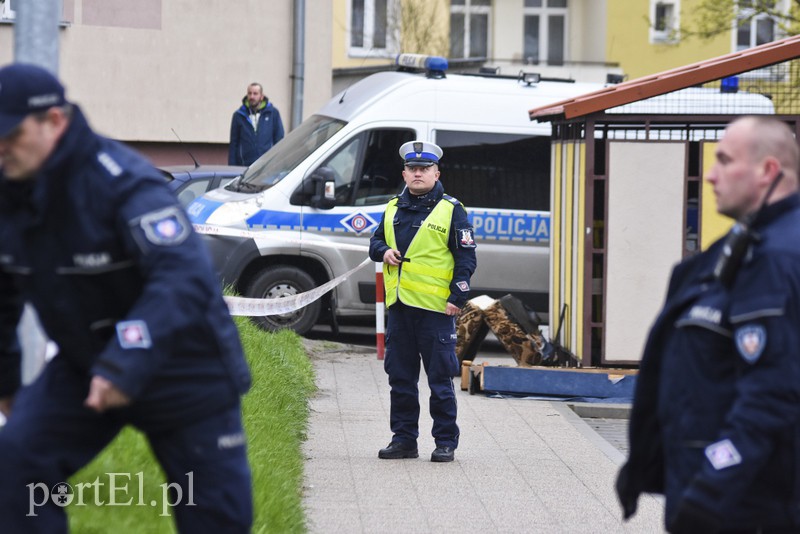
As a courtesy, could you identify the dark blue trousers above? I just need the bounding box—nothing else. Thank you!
[384,303,460,448]
[0,357,252,533]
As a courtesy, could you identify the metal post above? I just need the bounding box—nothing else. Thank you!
[14,0,62,73]
[375,262,385,360]
[13,0,63,383]
[290,0,305,129]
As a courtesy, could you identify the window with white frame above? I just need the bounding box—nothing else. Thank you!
[523,0,567,65]
[736,0,784,51]
[0,0,17,21]
[350,0,393,57]
[649,0,679,43]
[450,0,491,59]
[736,0,786,81]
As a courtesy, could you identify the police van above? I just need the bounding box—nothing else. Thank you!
[185,55,771,334]
[187,55,596,333]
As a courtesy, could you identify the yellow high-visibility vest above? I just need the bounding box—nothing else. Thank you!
[383,197,456,313]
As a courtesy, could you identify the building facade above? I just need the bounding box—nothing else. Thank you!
[606,0,791,80]
[332,0,623,91]
[0,0,333,165]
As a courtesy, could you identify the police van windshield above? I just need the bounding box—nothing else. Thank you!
[227,115,346,193]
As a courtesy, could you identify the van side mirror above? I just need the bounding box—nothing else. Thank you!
[290,167,336,209]
[309,167,336,210]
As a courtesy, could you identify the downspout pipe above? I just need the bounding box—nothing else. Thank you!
[291,0,305,129]
[13,0,63,385]
[14,0,62,74]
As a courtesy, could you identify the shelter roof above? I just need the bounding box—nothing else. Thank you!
[529,35,800,122]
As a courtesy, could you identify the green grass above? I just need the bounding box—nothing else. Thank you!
[67,319,315,533]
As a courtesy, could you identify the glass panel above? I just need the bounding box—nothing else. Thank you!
[547,0,567,7]
[435,131,552,211]
[756,17,774,46]
[451,0,465,4]
[354,129,416,206]
[655,3,672,31]
[177,180,210,207]
[351,0,364,48]
[373,0,387,48]
[239,115,347,191]
[320,135,364,206]
[450,13,465,57]
[470,14,488,57]
[472,0,491,6]
[736,20,751,50]
[593,178,605,248]
[525,0,542,6]
[685,180,699,254]
[523,15,540,62]
[547,15,564,65]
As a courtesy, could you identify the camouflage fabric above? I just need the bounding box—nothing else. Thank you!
[455,300,489,363]
[483,300,548,367]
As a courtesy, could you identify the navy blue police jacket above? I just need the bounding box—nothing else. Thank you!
[369,181,477,309]
[621,194,800,530]
[0,106,250,429]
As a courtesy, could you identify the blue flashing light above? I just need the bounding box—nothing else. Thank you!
[395,53,449,73]
[425,56,449,72]
[721,76,739,94]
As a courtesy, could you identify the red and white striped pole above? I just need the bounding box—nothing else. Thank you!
[375,261,385,360]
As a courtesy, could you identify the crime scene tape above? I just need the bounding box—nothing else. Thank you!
[224,257,373,316]
[193,224,370,253]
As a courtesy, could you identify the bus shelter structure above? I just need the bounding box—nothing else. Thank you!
[529,35,800,367]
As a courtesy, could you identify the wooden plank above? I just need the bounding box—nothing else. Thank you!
[472,364,636,398]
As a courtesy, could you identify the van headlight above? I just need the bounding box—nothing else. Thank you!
[206,197,261,227]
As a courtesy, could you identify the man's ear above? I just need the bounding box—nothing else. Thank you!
[43,107,70,139]
[761,157,781,185]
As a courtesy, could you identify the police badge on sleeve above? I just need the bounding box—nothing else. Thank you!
[735,324,766,364]
[458,228,476,248]
[139,206,190,246]
[116,320,152,349]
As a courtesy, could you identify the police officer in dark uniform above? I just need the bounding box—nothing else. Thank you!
[369,140,477,463]
[0,63,252,532]
[616,116,800,533]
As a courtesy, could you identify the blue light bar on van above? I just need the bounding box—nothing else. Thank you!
[395,53,449,72]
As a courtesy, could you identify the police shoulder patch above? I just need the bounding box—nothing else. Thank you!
[456,281,469,292]
[139,206,190,246]
[458,228,476,248]
[443,195,461,206]
[705,439,742,470]
[116,320,152,349]
[735,324,766,364]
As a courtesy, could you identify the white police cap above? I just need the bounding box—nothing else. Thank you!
[399,140,443,167]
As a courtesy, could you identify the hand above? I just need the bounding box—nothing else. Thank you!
[445,303,460,316]
[0,396,13,419]
[383,248,403,266]
[84,376,131,413]
[615,463,638,520]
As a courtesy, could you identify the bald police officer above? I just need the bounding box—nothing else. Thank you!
[369,141,477,463]
[617,117,800,532]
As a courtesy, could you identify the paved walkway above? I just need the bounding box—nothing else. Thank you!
[301,340,664,533]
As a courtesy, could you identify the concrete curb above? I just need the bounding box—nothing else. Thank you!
[567,402,631,420]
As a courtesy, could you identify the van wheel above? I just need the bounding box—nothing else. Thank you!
[245,266,321,335]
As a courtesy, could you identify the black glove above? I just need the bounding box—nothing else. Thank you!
[615,463,638,520]
[667,498,720,534]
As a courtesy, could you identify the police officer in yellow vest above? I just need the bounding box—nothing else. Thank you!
[369,141,477,463]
